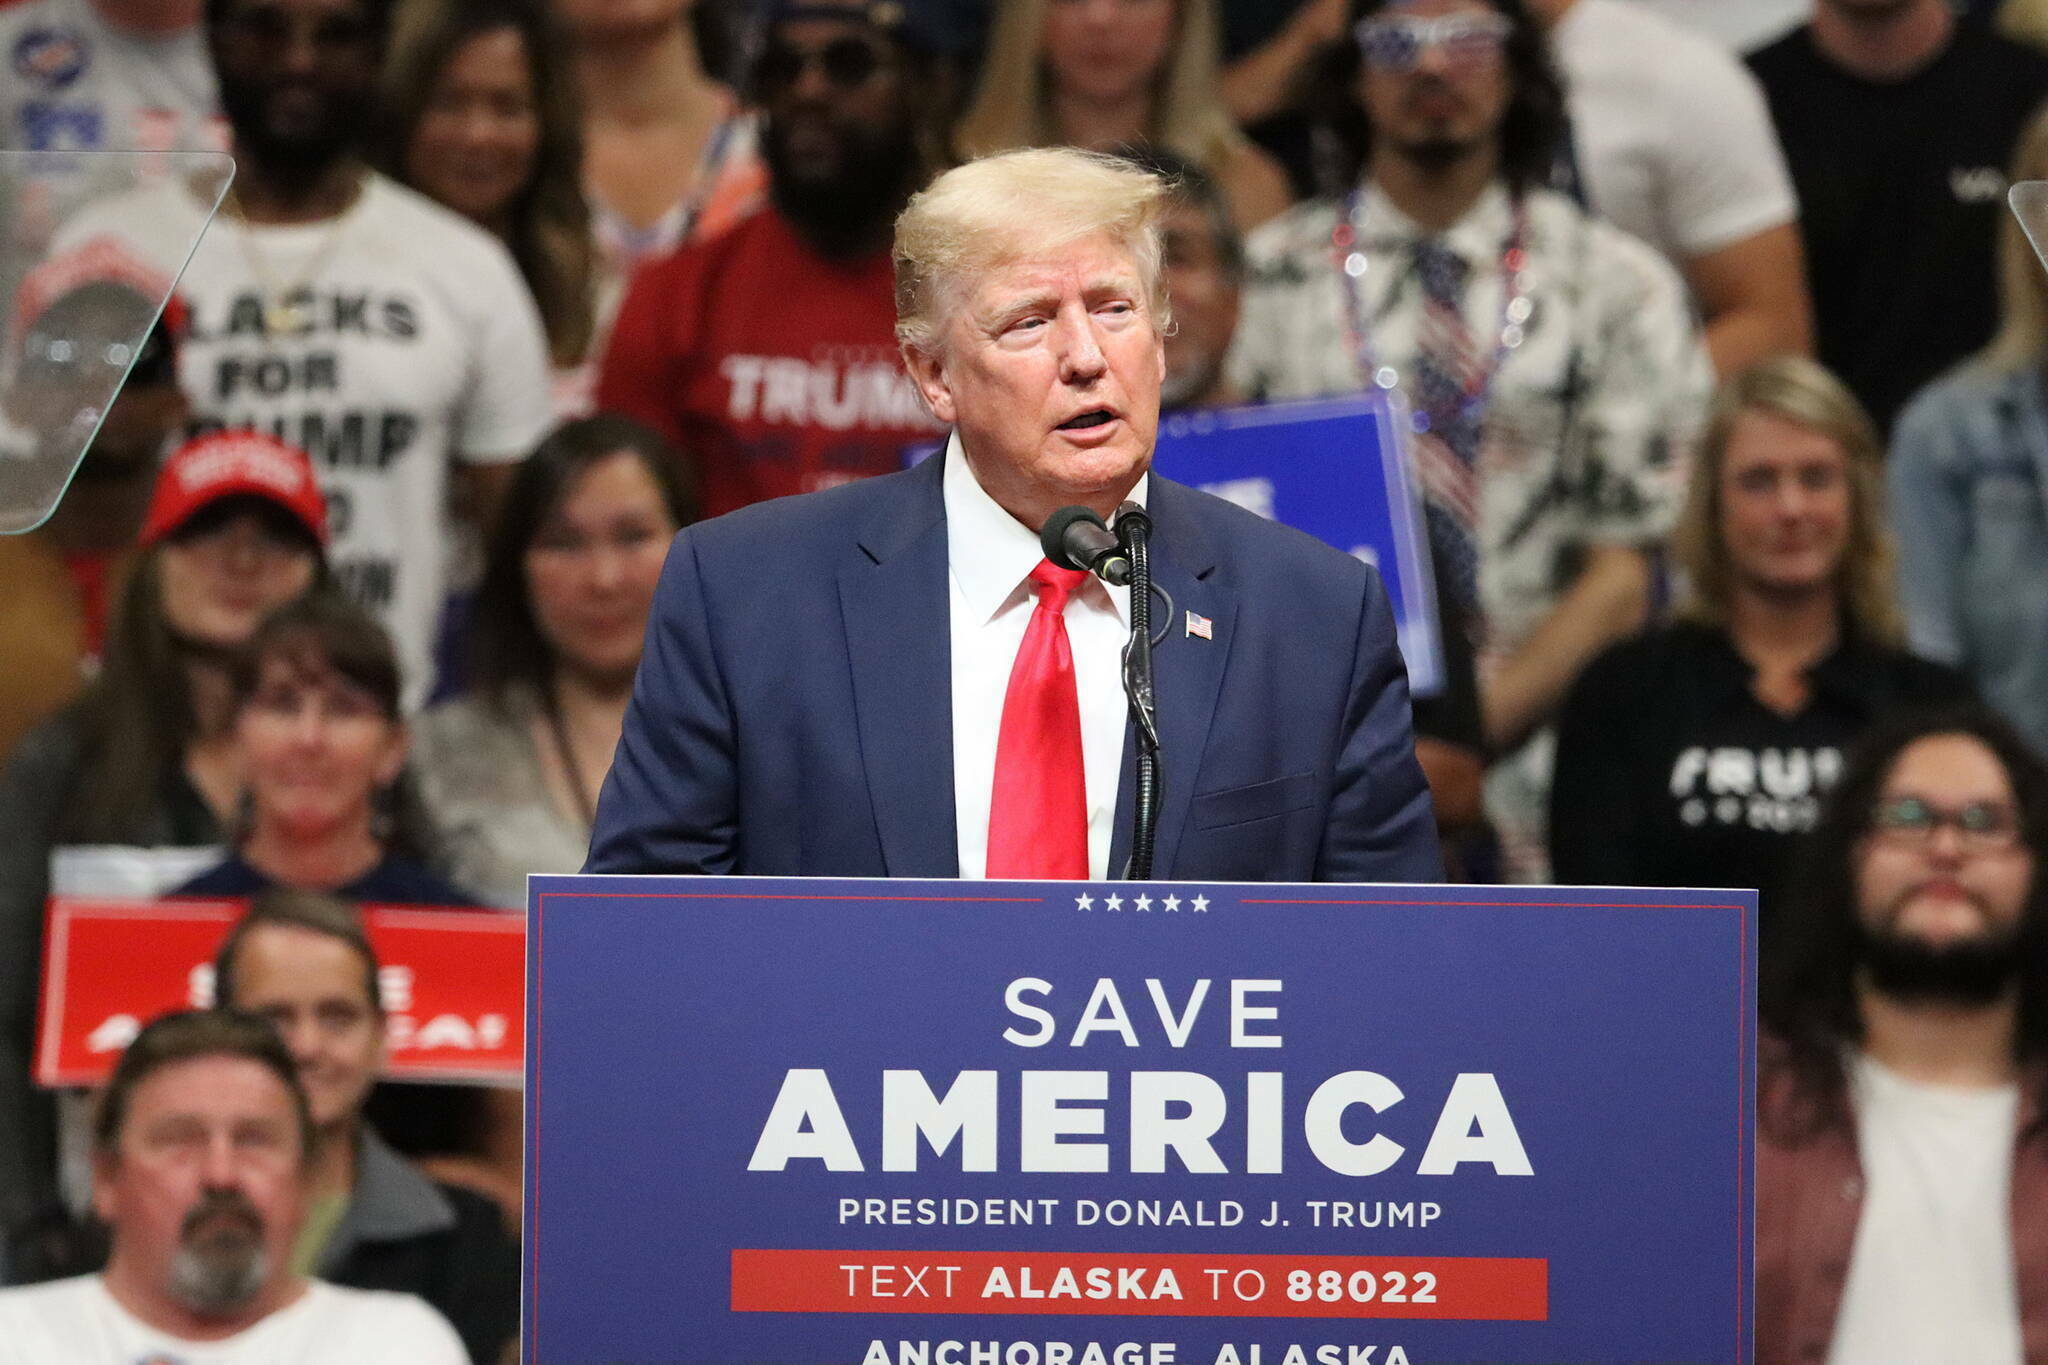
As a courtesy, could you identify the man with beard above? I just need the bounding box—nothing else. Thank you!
[1227,0,1710,880]
[596,0,947,519]
[0,1010,465,1361]
[55,0,555,708]
[1757,705,2048,1365]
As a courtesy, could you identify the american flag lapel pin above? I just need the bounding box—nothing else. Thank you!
[1185,610,1212,640]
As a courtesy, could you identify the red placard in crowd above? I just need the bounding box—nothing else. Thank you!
[36,897,525,1088]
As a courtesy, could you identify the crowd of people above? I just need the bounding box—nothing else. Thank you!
[0,0,2045,1359]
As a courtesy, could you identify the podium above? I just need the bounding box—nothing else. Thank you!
[524,877,1755,1365]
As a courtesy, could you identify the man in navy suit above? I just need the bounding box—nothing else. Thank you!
[585,148,1440,883]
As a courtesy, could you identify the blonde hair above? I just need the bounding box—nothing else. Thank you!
[953,0,1249,173]
[1673,355,1902,644]
[1981,102,2048,372]
[893,147,1171,355]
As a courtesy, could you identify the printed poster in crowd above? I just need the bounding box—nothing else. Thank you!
[525,876,1755,1365]
[906,395,1443,697]
[1150,397,1442,699]
[36,896,525,1086]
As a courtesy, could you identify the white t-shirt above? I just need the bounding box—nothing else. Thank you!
[0,1275,468,1365]
[0,0,223,154]
[1826,1053,2024,1365]
[58,173,556,706]
[1553,0,1799,261]
[1623,0,1804,52]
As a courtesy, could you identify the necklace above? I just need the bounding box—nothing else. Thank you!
[223,177,362,337]
[1329,186,1533,436]
[541,686,598,830]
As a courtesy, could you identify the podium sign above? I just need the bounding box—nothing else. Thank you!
[526,878,1754,1365]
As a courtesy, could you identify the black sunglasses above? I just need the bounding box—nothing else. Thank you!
[755,37,890,93]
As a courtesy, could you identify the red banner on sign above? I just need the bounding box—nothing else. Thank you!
[36,897,525,1087]
[731,1249,1548,1320]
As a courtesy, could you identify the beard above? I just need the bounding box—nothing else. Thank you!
[215,72,360,186]
[764,113,920,258]
[167,1189,269,1316]
[1852,912,2025,1008]
[1391,132,1485,174]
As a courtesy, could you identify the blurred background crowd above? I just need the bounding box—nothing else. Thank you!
[2,0,2048,1359]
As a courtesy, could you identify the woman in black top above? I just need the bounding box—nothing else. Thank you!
[174,590,471,907]
[1549,356,1970,929]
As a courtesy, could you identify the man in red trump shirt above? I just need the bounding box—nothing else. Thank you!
[596,0,944,518]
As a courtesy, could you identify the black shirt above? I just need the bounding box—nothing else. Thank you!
[1548,621,1971,927]
[1749,25,2048,432]
[174,853,477,906]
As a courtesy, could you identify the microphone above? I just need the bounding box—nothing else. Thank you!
[1041,505,1132,585]
[1113,501,1151,542]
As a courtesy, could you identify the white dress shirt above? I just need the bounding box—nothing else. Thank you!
[945,434,1141,880]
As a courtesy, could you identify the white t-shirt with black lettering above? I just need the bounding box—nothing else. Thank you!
[59,172,554,706]
[1827,1053,2023,1365]
[0,1275,468,1364]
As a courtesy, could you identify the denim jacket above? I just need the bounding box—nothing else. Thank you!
[1889,363,2048,753]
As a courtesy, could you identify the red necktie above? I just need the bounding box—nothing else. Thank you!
[986,559,1091,879]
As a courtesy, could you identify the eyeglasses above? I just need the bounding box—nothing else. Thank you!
[755,37,890,93]
[1868,795,2024,851]
[1354,11,1513,73]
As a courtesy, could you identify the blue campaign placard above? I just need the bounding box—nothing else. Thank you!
[525,878,1754,1365]
[1151,398,1442,698]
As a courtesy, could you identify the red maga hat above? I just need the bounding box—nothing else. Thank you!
[138,431,330,548]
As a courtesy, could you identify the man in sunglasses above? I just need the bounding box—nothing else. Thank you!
[1227,0,1711,880]
[596,0,947,521]
[1757,704,2048,1364]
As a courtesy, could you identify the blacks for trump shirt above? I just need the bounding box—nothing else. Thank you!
[1547,620,1970,929]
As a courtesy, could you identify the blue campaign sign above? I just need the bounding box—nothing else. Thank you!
[1151,398,1442,698]
[525,878,1754,1365]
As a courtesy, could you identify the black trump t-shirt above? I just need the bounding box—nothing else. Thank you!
[1547,622,1970,932]
[1750,25,2048,432]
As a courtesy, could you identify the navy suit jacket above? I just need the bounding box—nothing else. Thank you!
[585,452,1441,882]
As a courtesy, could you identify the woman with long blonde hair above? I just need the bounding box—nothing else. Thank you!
[954,0,1292,231]
[1549,355,1969,928]
[1890,102,2048,755]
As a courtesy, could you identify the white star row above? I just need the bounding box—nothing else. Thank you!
[1074,892,1211,913]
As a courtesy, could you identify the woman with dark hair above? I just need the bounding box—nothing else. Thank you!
[172,591,472,905]
[1548,357,1971,926]
[414,414,689,908]
[378,0,607,411]
[0,432,328,1257]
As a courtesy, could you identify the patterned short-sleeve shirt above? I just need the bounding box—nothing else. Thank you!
[1228,183,1711,655]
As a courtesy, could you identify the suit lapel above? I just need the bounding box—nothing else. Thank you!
[839,455,959,876]
[1108,479,1232,879]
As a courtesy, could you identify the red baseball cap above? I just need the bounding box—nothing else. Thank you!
[138,431,330,548]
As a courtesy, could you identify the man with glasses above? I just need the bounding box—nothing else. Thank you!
[1758,704,2048,1365]
[597,0,946,520]
[1227,0,1710,880]
[54,0,555,709]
